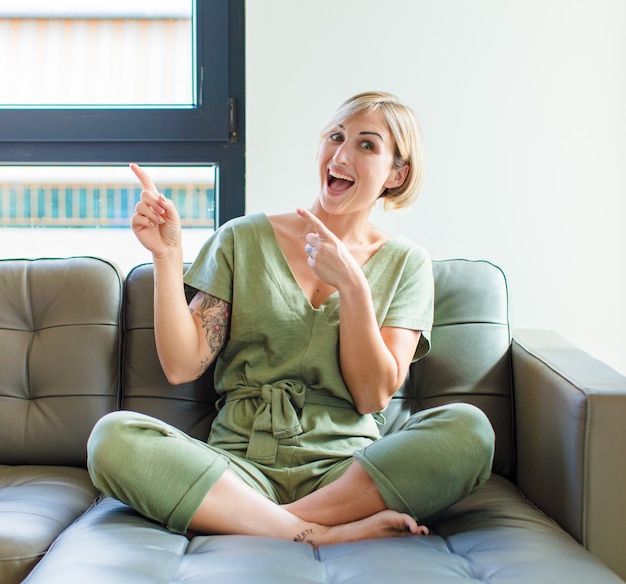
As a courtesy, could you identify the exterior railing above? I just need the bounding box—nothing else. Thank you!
[0,184,215,227]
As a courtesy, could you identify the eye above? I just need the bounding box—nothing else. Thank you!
[360,140,374,151]
[329,132,344,142]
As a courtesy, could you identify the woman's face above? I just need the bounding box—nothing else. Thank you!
[317,108,407,217]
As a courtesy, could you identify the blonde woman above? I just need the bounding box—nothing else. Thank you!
[88,91,494,546]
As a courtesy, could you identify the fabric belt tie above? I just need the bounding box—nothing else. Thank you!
[225,380,307,464]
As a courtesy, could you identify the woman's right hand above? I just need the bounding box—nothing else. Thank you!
[130,163,182,258]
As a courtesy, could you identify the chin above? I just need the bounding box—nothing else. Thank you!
[319,192,345,211]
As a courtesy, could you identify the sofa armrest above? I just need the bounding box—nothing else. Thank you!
[512,329,626,580]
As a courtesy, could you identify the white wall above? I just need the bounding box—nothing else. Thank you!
[246,0,626,374]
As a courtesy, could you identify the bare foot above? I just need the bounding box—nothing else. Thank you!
[293,510,428,548]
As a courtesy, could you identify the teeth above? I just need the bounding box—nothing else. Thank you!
[329,169,355,182]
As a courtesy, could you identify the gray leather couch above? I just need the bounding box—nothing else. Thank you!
[1,256,624,583]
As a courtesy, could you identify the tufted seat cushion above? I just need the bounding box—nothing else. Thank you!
[22,476,621,584]
[0,466,98,583]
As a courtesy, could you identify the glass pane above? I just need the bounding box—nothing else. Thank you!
[0,164,215,273]
[0,166,215,227]
[0,0,193,107]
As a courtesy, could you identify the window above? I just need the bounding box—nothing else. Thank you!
[0,2,195,107]
[0,0,244,272]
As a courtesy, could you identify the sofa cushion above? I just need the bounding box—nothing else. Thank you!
[22,475,622,584]
[122,263,217,440]
[0,465,98,583]
[386,259,514,478]
[0,258,123,466]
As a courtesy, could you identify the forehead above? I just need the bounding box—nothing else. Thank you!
[338,109,391,138]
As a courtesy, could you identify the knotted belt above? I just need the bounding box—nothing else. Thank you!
[225,380,307,464]
[223,380,359,464]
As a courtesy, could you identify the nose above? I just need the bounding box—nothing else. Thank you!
[332,142,349,165]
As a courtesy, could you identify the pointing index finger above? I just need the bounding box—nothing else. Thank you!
[130,163,159,194]
[297,208,331,238]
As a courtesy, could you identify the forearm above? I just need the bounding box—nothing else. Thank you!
[338,273,405,414]
[152,251,202,384]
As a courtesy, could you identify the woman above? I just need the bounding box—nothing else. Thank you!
[88,91,495,547]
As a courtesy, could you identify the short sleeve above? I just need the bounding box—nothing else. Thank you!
[183,220,236,303]
[380,243,434,362]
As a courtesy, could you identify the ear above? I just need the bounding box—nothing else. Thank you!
[384,164,409,189]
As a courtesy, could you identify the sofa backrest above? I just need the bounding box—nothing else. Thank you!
[0,257,513,475]
[122,263,218,441]
[386,259,514,477]
[122,259,514,477]
[0,257,122,466]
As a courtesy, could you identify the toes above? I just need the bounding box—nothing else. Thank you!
[402,514,429,536]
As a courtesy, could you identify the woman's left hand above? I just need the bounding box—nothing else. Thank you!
[297,208,362,289]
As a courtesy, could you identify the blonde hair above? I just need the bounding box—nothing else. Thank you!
[320,91,424,210]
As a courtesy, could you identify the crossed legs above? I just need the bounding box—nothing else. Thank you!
[88,404,494,547]
[188,463,428,547]
[88,411,425,547]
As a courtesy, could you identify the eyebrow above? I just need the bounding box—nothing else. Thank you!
[337,124,384,141]
[359,131,384,141]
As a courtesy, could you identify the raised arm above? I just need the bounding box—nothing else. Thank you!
[130,163,230,384]
[298,208,419,414]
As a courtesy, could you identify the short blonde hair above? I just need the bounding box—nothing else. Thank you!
[320,91,424,210]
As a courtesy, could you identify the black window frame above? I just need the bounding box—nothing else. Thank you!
[0,0,245,226]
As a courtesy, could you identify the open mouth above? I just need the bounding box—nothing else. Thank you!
[327,169,355,194]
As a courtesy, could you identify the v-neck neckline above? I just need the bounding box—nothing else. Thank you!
[260,213,393,310]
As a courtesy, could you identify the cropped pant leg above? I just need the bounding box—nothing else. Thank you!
[354,403,495,523]
[87,410,275,534]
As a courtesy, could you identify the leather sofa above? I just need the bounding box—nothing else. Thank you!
[1,256,624,583]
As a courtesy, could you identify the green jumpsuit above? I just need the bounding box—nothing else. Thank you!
[88,213,495,534]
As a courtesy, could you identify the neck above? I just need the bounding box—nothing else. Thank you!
[307,201,376,245]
